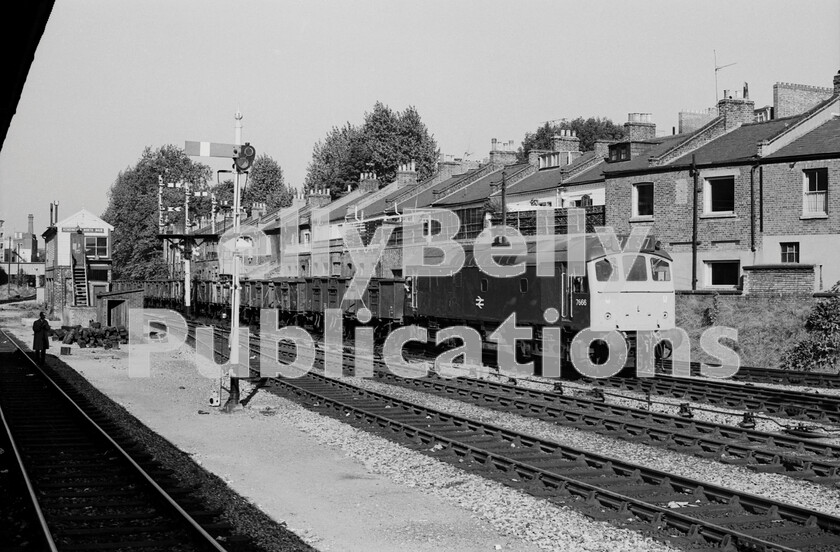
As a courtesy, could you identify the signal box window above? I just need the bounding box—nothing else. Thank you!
[623,255,648,281]
[781,242,800,263]
[707,261,740,287]
[594,258,619,282]
[650,258,671,281]
[803,168,828,216]
[705,176,735,214]
[85,237,108,257]
[632,183,654,218]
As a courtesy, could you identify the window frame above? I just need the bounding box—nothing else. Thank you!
[802,168,828,217]
[780,242,800,263]
[703,175,736,215]
[705,260,741,288]
[84,236,108,258]
[631,182,654,219]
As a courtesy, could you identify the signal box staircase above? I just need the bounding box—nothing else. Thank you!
[72,262,90,307]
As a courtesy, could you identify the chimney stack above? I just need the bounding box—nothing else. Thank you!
[28,214,34,235]
[551,129,581,154]
[359,171,380,193]
[718,89,755,129]
[593,139,617,159]
[395,161,417,189]
[307,186,331,208]
[488,138,518,165]
[624,113,656,141]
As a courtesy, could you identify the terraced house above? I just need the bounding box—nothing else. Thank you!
[605,70,840,293]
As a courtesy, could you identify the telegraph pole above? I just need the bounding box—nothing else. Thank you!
[6,236,11,298]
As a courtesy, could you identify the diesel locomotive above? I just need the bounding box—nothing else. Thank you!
[117,233,675,371]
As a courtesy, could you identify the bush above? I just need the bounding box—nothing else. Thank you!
[781,282,840,372]
[782,335,840,372]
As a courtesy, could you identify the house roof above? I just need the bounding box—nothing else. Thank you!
[54,209,114,231]
[503,166,562,196]
[391,169,481,213]
[499,152,607,197]
[564,159,607,185]
[670,117,799,166]
[350,186,407,220]
[765,117,840,159]
[602,135,687,173]
[435,164,529,208]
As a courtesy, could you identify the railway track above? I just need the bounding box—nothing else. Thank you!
[187,314,840,423]
[185,321,840,487]
[276,371,840,551]
[588,373,840,424]
[362,368,840,488]
[723,365,839,389]
[190,324,840,551]
[0,329,256,552]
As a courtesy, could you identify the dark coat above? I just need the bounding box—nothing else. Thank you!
[33,318,50,351]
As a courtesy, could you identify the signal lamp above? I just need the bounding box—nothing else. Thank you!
[234,142,256,172]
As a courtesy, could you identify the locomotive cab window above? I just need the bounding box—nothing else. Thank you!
[594,258,619,281]
[650,258,671,281]
[623,255,648,281]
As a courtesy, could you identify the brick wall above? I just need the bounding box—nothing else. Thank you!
[773,83,833,119]
[606,166,753,252]
[46,266,72,318]
[652,117,727,166]
[742,264,815,295]
[678,109,718,134]
[760,159,840,236]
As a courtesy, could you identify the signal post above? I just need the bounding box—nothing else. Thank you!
[183,139,256,412]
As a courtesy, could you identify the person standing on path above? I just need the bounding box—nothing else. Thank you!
[32,311,50,366]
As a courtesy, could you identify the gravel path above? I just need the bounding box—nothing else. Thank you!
[244,383,679,552]
[339,374,840,518]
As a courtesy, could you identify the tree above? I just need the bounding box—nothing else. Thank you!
[304,123,362,197]
[517,117,626,163]
[102,145,211,280]
[304,103,439,197]
[242,154,293,212]
[0,266,7,286]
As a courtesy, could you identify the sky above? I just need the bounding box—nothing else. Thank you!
[0,0,838,239]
